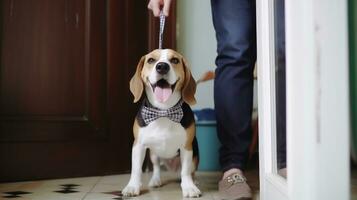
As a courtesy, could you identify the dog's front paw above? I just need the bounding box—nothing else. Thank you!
[181,182,202,198]
[148,176,162,188]
[122,184,141,197]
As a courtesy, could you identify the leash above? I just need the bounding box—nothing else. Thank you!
[159,11,166,49]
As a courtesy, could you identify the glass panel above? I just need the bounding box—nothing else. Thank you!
[349,0,357,198]
[274,0,287,178]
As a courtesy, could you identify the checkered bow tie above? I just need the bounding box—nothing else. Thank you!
[141,100,184,124]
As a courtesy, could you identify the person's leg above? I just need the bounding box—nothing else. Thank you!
[211,0,256,173]
[211,1,256,198]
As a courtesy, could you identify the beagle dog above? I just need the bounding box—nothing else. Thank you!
[122,49,201,198]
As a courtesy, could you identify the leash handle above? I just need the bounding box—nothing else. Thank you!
[159,11,166,49]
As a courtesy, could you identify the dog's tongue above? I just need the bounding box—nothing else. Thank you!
[154,87,172,103]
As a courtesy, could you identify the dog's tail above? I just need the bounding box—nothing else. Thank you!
[196,70,215,84]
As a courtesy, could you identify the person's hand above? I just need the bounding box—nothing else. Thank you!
[147,0,173,17]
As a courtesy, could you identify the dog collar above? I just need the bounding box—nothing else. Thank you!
[141,99,184,124]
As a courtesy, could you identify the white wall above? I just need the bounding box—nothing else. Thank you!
[177,0,216,109]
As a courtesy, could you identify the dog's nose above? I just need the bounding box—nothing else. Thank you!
[156,62,170,75]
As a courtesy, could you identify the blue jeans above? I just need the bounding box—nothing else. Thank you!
[211,0,286,171]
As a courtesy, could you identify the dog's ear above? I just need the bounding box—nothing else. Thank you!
[182,57,197,105]
[130,56,145,103]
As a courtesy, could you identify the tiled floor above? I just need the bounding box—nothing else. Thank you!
[0,170,259,200]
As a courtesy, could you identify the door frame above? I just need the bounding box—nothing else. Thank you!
[257,0,288,199]
[257,0,350,199]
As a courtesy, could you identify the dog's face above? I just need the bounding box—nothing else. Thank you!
[130,49,196,106]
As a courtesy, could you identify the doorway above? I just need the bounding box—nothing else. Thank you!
[257,0,350,199]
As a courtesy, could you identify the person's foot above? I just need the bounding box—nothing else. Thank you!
[278,167,287,178]
[218,168,252,200]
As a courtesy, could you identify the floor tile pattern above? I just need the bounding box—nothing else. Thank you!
[54,184,80,194]
[2,191,32,198]
[0,170,259,200]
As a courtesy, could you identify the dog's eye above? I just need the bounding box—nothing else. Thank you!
[147,58,156,64]
[170,58,180,64]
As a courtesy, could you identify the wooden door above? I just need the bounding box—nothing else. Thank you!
[0,0,175,182]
